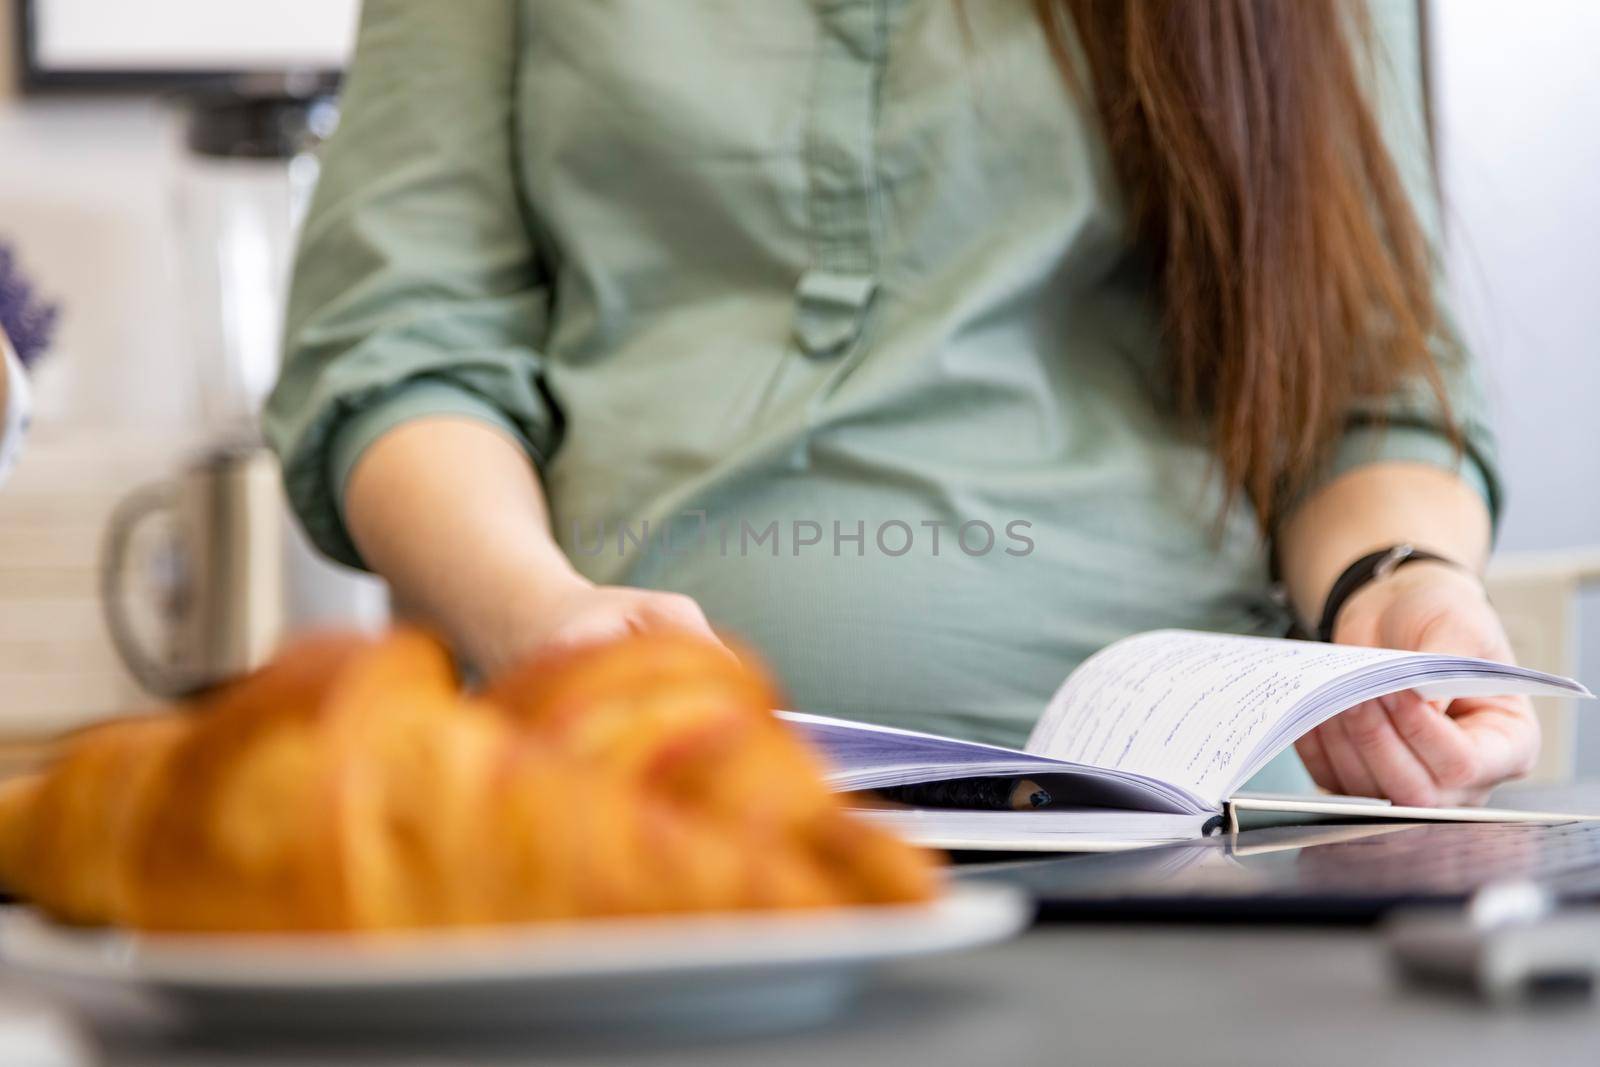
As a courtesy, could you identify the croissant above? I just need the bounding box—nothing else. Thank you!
[0,629,937,932]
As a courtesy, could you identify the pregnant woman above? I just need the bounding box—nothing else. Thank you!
[268,1,1533,806]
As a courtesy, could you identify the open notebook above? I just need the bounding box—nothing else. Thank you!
[781,630,1593,851]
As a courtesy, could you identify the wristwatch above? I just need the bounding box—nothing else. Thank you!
[1316,543,1462,643]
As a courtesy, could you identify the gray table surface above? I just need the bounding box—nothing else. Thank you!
[12,785,1600,1067]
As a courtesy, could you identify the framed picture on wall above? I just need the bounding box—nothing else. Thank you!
[16,0,358,91]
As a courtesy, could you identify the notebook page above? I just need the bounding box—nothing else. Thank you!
[778,711,1068,789]
[778,711,1211,811]
[1025,631,1416,805]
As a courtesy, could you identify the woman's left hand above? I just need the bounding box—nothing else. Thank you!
[1293,561,1540,807]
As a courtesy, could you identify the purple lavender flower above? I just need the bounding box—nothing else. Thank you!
[0,241,60,369]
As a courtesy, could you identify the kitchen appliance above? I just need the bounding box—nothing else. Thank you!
[100,82,387,698]
[177,81,335,432]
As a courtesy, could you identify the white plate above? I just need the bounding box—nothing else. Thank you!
[0,884,1029,1035]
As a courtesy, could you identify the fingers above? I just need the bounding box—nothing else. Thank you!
[1321,563,1534,806]
[1450,695,1541,783]
[1315,713,1381,798]
[1293,728,1338,793]
[1383,689,1480,793]
[1301,697,1448,806]
[540,611,641,656]
[636,592,722,643]
[1332,695,1441,807]
[531,589,726,670]
[1309,692,1536,807]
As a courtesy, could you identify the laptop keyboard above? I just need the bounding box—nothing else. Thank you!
[1263,821,1600,897]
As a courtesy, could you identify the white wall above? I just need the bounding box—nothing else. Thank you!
[0,0,200,427]
[1431,0,1600,771]
[0,96,199,430]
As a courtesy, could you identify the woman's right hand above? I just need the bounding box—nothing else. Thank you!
[472,578,721,678]
[344,417,722,680]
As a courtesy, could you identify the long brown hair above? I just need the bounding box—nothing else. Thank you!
[1040,0,1450,527]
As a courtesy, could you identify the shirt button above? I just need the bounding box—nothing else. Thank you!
[791,269,877,359]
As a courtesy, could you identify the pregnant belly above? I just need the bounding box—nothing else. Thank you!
[616,522,1279,750]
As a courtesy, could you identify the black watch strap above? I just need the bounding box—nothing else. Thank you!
[1315,544,1460,643]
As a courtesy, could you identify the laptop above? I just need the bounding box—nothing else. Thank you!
[962,820,1600,923]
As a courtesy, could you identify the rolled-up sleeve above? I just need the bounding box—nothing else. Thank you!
[1296,0,1502,527]
[264,0,558,569]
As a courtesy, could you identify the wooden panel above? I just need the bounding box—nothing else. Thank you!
[0,566,102,598]
[1485,571,1581,784]
[0,432,194,741]
[0,638,124,674]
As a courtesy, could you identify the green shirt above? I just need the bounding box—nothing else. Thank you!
[266,0,1498,791]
